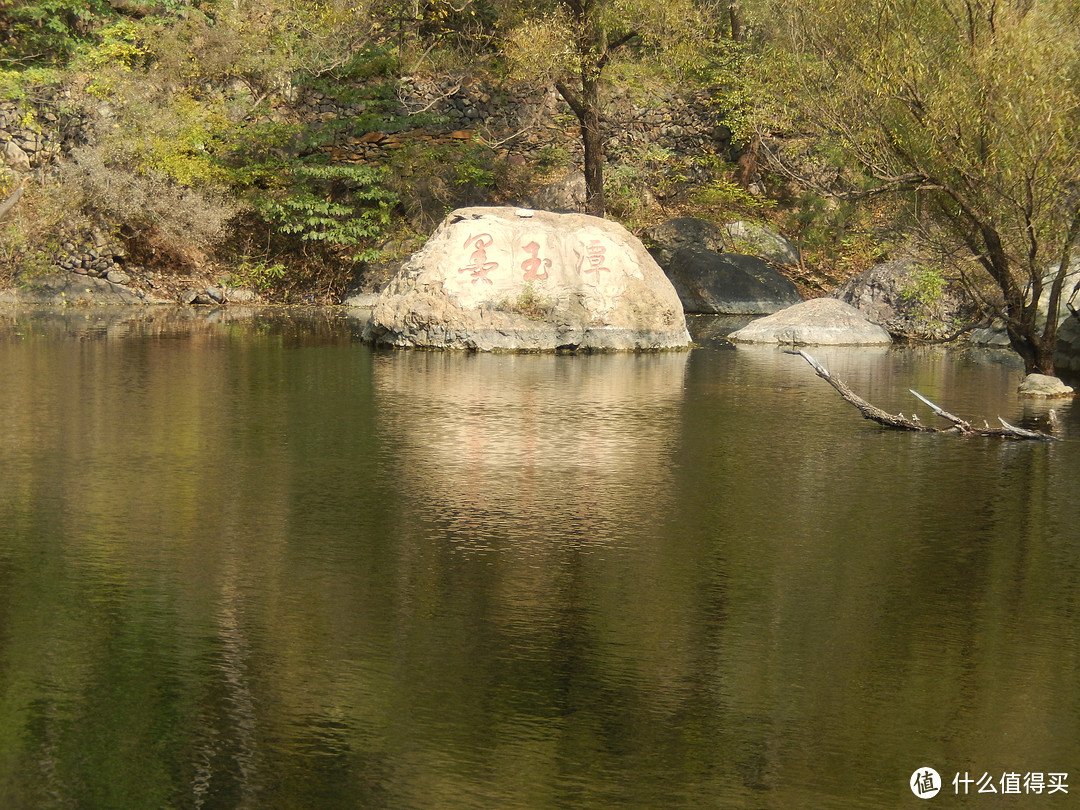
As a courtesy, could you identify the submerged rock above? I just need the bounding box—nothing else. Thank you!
[364,206,691,351]
[727,297,893,345]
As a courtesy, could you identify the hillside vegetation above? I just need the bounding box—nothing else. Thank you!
[4,0,1080,374]
[0,0,884,299]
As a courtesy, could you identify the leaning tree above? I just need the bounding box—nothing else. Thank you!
[762,0,1080,375]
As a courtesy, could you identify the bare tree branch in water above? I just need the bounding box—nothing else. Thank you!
[790,350,1060,441]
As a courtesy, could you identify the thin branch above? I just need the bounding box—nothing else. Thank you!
[555,80,585,121]
[399,82,461,116]
[0,183,25,221]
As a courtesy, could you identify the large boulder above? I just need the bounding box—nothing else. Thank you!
[1055,314,1080,372]
[1017,373,1074,398]
[653,247,803,315]
[363,206,691,351]
[528,172,587,213]
[723,221,800,266]
[838,258,975,339]
[973,261,1080,347]
[643,217,731,267]
[727,298,893,345]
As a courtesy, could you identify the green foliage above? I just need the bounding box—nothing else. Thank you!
[691,176,774,213]
[494,282,552,320]
[78,18,147,71]
[252,163,397,262]
[227,259,288,291]
[763,0,1080,357]
[116,93,234,186]
[0,66,62,103]
[0,0,117,65]
[605,163,650,227]
[386,138,496,227]
[899,264,947,310]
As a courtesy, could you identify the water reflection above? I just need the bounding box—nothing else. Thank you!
[1,311,1080,809]
[374,351,689,552]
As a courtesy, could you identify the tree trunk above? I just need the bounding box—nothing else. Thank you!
[580,72,605,218]
[977,221,1055,375]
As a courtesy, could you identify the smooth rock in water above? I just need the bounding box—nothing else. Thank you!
[727,297,893,345]
[1017,373,1075,398]
[364,206,691,351]
[656,247,802,315]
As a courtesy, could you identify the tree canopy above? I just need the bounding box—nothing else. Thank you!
[499,0,733,216]
[761,0,1080,373]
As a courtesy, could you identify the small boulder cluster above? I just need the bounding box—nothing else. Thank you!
[55,235,134,286]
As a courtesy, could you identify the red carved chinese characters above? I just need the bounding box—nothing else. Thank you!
[582,239,610,280]
[458,233,498,284]
[520,240,551,281]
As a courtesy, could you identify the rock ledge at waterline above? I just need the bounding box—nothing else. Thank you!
[363,207,691,351]
[726,298,893,346]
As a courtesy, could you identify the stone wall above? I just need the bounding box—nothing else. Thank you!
[0,89,93,177]
[286,73,731,169]
[3,72,729,179]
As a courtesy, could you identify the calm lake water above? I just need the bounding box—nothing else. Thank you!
[2,307,1079,809]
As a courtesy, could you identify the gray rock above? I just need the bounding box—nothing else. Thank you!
[528,172,587,213]
[1054,314,1080,372]
[838,258,976,339]
[723,221,800,266]
[643,217,731,267]
[364,206,691,351]
[1017,373,1074,398]
[106,269,131,285]
[727,297,893,345]
[205,287,225,303]
[4,140,30,172]
[342,291,380,307]
[655,247,802,315]
[226,288,259,303]
[9,272,152,305]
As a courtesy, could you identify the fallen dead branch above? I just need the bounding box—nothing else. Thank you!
[789,350,1060,441]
